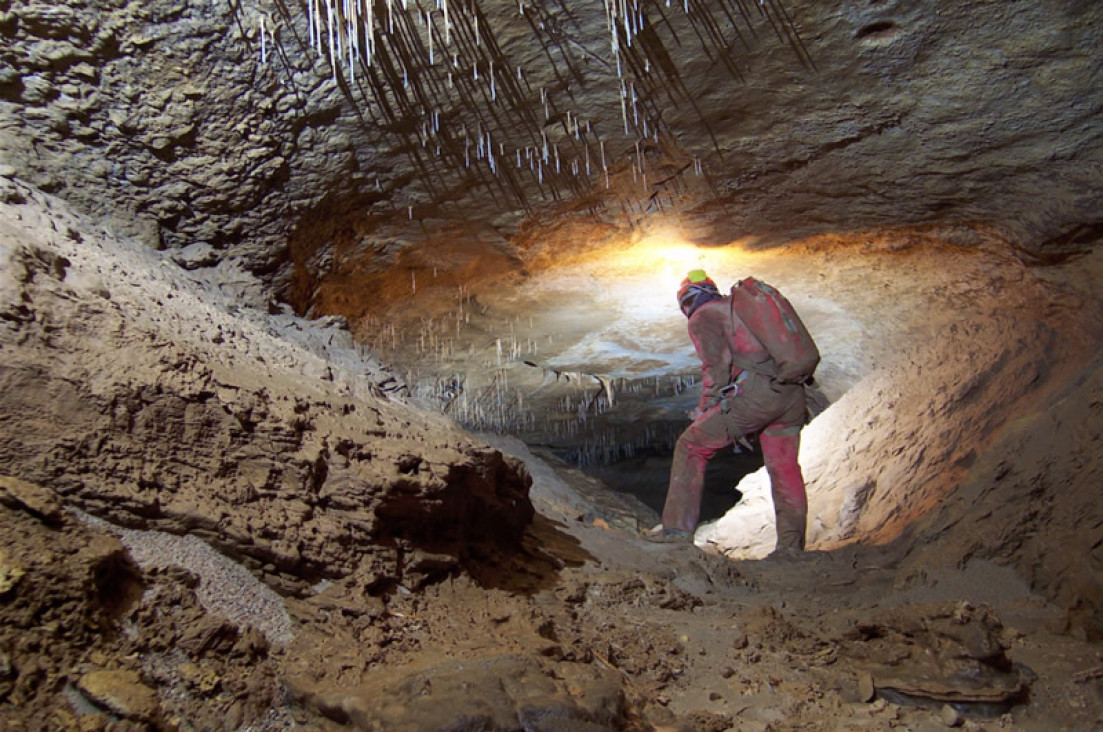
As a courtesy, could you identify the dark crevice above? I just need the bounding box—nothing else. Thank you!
[855,21,898,41]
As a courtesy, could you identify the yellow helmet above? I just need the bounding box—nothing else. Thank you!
[677,270,720,317]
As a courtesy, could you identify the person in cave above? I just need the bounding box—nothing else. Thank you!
[643,270,810,553]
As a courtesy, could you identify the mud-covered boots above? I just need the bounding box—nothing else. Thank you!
[774,505,807,553]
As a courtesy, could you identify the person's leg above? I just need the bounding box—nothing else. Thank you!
[660,405,732,533]
[760,428,807,551]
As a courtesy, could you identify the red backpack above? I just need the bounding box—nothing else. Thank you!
[729,277,819,384]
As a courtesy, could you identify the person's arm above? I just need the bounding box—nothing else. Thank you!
[688,305,733,413]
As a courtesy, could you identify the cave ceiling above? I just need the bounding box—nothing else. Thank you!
[0,0,1100,292]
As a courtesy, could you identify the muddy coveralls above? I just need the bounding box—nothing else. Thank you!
[660,296,809,551]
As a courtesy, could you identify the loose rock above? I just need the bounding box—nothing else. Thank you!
[76,669,161,724]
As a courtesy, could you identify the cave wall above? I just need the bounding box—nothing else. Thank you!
[0,0,364,280]
[1,0,1100,307]
[0,177,534,597]
[907,349,1103,639]
[1,0,1102,669]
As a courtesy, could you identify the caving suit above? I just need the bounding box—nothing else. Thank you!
[660,296,809,551]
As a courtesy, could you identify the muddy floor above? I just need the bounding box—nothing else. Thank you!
[5,455,1102,730]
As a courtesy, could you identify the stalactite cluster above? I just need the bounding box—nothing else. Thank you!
[253,0,809,218]
[358,285,702,467]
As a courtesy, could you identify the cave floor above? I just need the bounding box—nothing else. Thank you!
[524,442,1103,731]
[287,231,1103,729]
[271,440,1103,730]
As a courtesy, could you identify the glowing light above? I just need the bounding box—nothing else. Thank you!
[604,230,752,294]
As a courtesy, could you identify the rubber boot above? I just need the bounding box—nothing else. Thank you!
[661,407,731,532]
[774,505,807,552]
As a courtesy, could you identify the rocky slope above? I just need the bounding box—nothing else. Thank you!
[0,175,533,602]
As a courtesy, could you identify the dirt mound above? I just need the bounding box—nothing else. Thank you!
[0,476,281,729]
[0,177,534,599]
[290,653,636,730]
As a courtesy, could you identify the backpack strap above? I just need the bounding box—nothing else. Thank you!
[730,352,778,379]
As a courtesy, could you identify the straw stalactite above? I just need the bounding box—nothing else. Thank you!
[240,0,812,220]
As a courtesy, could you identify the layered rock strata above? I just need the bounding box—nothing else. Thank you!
[0,175,534,597]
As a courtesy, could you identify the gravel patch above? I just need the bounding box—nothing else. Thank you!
[71,509,296,647]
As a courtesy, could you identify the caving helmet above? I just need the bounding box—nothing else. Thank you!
[677,269,721,318]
